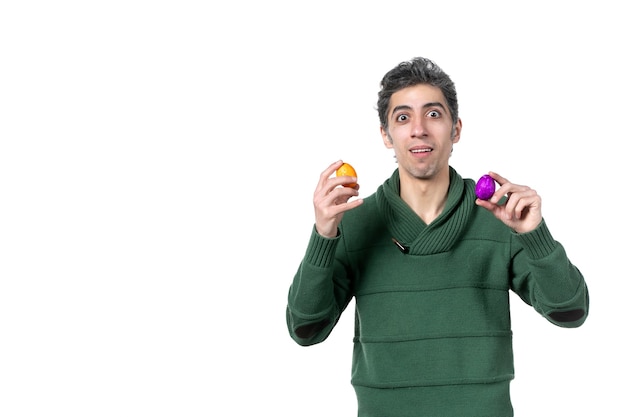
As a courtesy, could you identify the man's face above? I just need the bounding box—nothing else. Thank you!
[381,84,461,181]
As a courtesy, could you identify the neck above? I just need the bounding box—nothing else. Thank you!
[399,168,450,225]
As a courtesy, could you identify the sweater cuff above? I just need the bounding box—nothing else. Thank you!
[513,219,558,259]
[303,225,340,268]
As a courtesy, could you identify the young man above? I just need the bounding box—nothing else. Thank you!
[286,57,589,416]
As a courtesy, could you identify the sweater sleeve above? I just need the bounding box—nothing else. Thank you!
[510,219,589,328]
[286,225,354,346]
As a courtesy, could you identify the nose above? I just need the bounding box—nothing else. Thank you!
[411,118,426,137]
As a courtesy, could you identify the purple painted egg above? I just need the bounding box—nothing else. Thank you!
[475,174,496,200]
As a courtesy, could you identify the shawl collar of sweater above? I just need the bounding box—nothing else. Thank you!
[375,166,475,255]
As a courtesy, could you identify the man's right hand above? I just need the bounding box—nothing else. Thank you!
[313,160,363,238]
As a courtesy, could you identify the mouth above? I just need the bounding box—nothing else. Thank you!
[410,147,433,154]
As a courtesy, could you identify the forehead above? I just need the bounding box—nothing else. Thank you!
[389,84,447,109]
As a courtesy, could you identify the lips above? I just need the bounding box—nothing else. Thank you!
[410,147,433,154]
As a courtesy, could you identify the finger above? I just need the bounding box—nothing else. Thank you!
[315,188,362,228]
[484,172,510,203]
[325,160,345,178]
[489,181,513,204]
[331,185,360,204]
[315,160,345,193]
[317,183,359,207]
[489,181,528,204]
[503,189,535,220]
[488,171,509,186]
[335,175,359,189]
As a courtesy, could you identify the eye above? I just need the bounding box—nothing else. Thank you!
[396,114,409,122]
[427,110,441,118]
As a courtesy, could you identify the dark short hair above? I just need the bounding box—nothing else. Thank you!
[377,57,459,131]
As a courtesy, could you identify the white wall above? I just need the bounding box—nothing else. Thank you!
[1,1,622,415]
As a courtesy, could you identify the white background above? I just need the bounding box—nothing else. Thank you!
[1,1,623,415]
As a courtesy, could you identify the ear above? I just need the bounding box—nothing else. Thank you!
[380,126,393,149]
[452,118,462,144]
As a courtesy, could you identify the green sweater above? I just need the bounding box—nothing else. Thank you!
[286,167,589,417]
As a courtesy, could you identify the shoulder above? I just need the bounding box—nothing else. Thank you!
[343,192,378,221]
[340,193,385,238]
